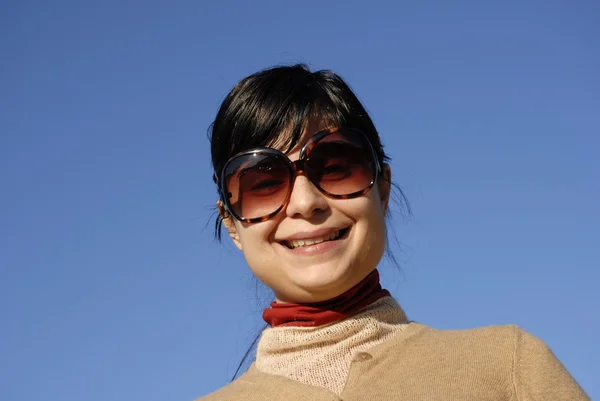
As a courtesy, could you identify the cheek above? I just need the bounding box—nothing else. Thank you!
[348,194,387,256]
[343,190,386,224]
[237,221,271,249]
[236,221,279,271]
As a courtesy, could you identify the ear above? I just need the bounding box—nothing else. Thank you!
[378,164,392,216]
[217,201,243,251]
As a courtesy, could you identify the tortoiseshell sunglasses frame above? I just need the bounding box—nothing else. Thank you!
[215,127,382,224]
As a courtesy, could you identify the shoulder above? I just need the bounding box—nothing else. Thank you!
[194,382,243,401]
[383,324,534,382]
[389,323,589,400]
[364,323,527,396]
[194,365,322,401]
[194,369,262,401]
[399,323,560,367]
[406,323,566,367]
[413,321,521,340]
[385,323,524,377]
[396,322,523,355]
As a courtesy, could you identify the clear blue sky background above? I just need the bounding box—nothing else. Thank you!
[1,1,598,400]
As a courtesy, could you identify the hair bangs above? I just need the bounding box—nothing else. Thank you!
[266,90,351,154]
[210,65,367,177]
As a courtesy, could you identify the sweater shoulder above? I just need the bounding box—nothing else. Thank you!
[194,365,328,401]
[403,323,521,359]
[380,323,522,389]
[194,380,248,401]
[194,367,265,401]
[397,322,521,348]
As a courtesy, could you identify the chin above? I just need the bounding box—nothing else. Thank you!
[286,264,363,302]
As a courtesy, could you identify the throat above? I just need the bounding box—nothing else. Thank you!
[262,269,390,327]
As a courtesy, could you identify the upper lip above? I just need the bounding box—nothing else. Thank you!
[277,227,347,242]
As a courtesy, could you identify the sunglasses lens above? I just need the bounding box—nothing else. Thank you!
[222,129,377,221]
[305,130,376,196]
[223,153,291,220]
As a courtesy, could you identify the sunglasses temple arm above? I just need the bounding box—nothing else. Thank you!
[213,173,229,213]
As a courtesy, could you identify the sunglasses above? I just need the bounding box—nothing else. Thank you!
[217,128,381,223]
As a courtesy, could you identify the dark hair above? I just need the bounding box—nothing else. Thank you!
[209,64,399,239]
[207,64,410,379]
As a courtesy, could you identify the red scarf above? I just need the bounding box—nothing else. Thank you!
[262,269,390,327]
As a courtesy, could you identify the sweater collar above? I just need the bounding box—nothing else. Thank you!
[256,295,409,394]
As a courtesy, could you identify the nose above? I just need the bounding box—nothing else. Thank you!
[285,175,329,219]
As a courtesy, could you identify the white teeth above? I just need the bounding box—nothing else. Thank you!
[288,230,342,249]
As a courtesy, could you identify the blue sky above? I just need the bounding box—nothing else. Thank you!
[1,1,598,400]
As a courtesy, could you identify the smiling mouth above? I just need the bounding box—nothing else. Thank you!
[283,228,350,249]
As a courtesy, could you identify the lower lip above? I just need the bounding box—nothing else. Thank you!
[281,230,349,255]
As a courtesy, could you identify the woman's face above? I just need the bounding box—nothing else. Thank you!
[221,123,391,303]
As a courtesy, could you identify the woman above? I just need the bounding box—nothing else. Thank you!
[199,64,588,400]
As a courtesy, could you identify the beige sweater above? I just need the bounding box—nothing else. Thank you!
[198,297,589,400]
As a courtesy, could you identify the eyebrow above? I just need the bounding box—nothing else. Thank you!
[238,163,274,178]
[309,141,361,158]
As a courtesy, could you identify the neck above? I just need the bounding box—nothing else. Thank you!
[262,269,390,327]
